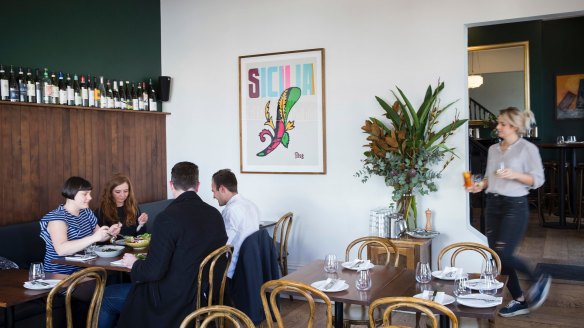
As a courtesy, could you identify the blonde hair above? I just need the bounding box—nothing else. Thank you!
[498,107,535,134]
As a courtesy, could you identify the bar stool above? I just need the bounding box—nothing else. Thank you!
[538,161,574,225]
[576,163,584,230]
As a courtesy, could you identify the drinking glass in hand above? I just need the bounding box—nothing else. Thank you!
[324,254,338,273]
[472,174,484,188]
[355,269,372,291]
[453,273,470,297]
[415,262,432,283]
[29,262,45,281]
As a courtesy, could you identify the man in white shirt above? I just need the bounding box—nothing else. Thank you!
[211,169,260,278]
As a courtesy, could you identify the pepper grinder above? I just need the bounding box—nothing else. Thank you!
[424,208,432,231]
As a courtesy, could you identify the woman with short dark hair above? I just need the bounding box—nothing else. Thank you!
[40,176,121,274]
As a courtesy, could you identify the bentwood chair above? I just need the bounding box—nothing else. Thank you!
[437,242,501,275]
[46,267,107,328]
[260,280,333,328]
[369,296,459,328]
[179,305,255,328]
[273,212,293,276]
[340,236,400,327]
[197,245,233,310]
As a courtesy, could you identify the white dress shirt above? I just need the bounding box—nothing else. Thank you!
[222,194,260,278]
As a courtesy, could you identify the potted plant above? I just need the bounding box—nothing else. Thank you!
[356,81,467,229]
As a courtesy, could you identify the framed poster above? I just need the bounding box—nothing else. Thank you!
[239,48,326,174]
[555,73,584,120]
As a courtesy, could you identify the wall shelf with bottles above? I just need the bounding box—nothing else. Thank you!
[0,100,170,115]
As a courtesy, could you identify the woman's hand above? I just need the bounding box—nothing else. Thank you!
[122,253,138,269]
[466,179,487,193]
[108,223,122,236]
[138,213,148,226]
[94,226,113,242]
[496,168,515,180]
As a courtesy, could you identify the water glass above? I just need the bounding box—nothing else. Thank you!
[29,262,45,281]
[556,136,565,144]
[567,136,576,143]
[355,269,372,291]
[453,273,471,297]
[324,254,338,273]
[85,243,97,256]
[415,262,432,283]
[496,161,505,175]
[479,259,498,296]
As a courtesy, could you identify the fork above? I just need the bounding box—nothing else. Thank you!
[457,296,498,303]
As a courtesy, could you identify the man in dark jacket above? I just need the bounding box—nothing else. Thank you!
[98,162,228,328]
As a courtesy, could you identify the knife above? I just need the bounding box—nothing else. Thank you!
[431,290,438,301]
[323,279,337,290]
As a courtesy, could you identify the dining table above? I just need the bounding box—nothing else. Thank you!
[0,269,69,328]
[51,246,145,273]
[538,142,584,228]
[276,260,508,328]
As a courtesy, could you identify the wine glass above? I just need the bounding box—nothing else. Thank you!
[29,262,45,282]
[556,136,565,144]
[415,262,432,283]
[324,254,338,273]
[355,269,372,291]
[479,259,499,296]
[453,272,471,297]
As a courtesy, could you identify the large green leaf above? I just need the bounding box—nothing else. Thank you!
[375,96,401,127]
[395,87,420,131]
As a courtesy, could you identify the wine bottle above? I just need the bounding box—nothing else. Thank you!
[50,71,59,104]
[73,74,81,106]
[80,75,88,107]
[137,82,144,110]
[34,68,42,104]
[148,78,157,112]
[113,80,120,109]
[142,81,149,111]
[131,82,139,110]
[18,67,27,102]
[0,64,8,100]
[66,73,74,105]
[26,68,36,103]
[88,75,95,107]
[106,80,114,108]
[58,72,67,105]
[42,68,52,104]
[98,76,106,108]
[118,80,126,109]
[9,65,19,102]
[125,81,133,110]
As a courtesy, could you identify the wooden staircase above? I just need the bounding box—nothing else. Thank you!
[469,97,497,127]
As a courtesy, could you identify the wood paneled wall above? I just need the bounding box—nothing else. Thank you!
[0,102,168,226]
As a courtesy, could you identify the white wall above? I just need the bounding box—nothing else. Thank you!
[160,0,584,271]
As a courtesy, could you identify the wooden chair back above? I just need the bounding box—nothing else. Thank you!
[369,296,458,328]
[437,242,501,275]
[345,236,400,266]
[260,279,333,328]
[197,245,233,310]
[273,212,293,276]
[179,305,255,328]
[46,267,107,328]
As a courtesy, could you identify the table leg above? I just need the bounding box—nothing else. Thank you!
[5,306,15,328]
[569,148,577,221]
[439,314,450,328]
[334,302,343,328]
[559,148,567,226]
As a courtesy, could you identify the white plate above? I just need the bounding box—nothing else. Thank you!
[341,261,374,271]
[456,294,502,308]
[95,245,125,258]
[467,279,504,291]
[23,279,61,290]
[413,292,455,306]
[311,280,349,292]
[431,271,456,281]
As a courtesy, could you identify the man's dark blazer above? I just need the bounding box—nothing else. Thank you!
[230,229,281,324]
[117,191,228,328]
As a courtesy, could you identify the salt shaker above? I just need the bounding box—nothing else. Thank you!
[424,208,432,231]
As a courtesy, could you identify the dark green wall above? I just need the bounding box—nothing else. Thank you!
[469,17,584,145]
[0,0,161,86]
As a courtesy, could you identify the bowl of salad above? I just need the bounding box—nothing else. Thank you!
[95,245,125,258]
[125,233,151,249]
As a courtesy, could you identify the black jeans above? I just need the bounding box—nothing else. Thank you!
[484,193,536,300]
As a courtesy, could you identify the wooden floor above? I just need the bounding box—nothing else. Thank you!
[271,209,584,327]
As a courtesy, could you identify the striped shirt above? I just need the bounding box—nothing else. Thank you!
[40,205,97,274]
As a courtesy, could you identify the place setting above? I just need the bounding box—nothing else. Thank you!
[311,254,349,292]
[23,262,61,290]
[452,261,503,308]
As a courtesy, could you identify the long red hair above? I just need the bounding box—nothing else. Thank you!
[99,174,139,226]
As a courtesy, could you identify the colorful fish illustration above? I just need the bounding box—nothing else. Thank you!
[257,87,301,157]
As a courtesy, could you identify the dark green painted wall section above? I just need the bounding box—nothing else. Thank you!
[469,18,584,146]
[0,0,161,87]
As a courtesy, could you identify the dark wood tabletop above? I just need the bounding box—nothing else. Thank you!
[0,269,68,308]
[51,246,145,273]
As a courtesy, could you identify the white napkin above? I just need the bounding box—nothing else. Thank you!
[422,290,445,303]
[347,259,371,269]
[440,266,461,278]
[319,278,346,290]
[110,260,125,266]
[64,254,97,261]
